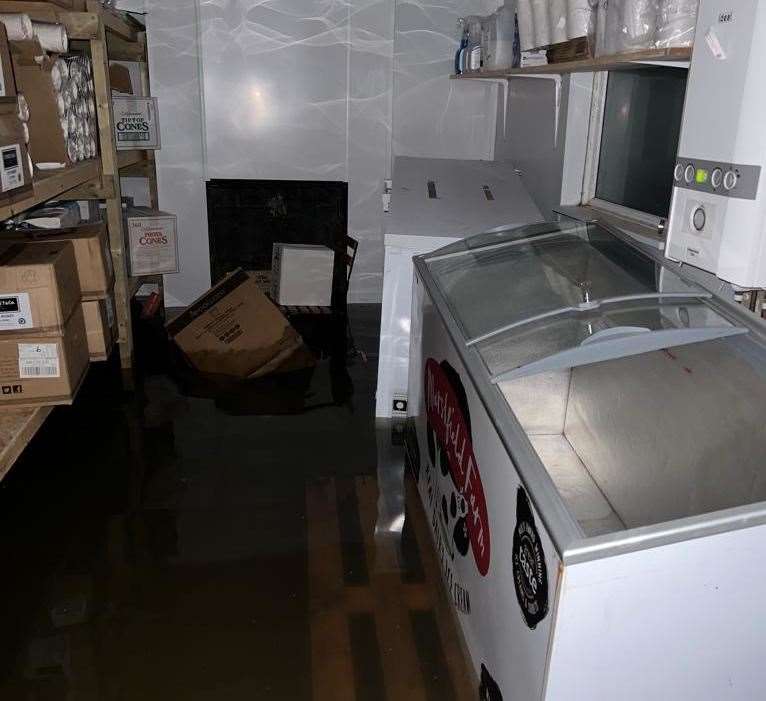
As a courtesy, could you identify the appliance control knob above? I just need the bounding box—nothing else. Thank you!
[684,164,696,183]
[711,167,723,189]
[693,207,706,231]
[674,163,684,181]
[723,170,737,190]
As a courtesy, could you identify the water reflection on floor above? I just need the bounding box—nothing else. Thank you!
[0,307,475,700]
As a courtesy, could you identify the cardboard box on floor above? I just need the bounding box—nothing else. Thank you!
[0,241,80,334]
[167,269,312,378]
[82,294,116,360]
[5,222,115,299]
[0,303,89,408]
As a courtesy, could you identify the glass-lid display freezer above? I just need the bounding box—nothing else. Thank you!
[405,220,766,700]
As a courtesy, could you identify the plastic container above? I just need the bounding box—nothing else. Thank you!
[655,0,698,48]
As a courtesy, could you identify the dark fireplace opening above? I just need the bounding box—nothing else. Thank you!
[206,179,349,310]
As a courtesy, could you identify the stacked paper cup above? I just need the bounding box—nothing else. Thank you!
[51,55,98,162]
[16,93,33,175]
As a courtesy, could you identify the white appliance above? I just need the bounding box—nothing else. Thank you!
[666,0,766,287]
[376,157,541,418]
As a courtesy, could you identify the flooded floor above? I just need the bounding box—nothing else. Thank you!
[0,306,475,700]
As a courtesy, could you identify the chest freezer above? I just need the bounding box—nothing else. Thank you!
[406,220,766,700]
[376,157,542,418]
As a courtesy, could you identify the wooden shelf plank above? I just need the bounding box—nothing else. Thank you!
[0,407,52,483]
[86,0,137,41]
[0,160,101,222]
[117,149,146,169]
[452,47,691,79]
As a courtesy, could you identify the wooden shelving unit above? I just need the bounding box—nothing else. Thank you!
[0,2,160,481]
[451,46,691,79]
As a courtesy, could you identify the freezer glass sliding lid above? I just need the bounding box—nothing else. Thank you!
[422,222,766,544]
[424,221,745,381]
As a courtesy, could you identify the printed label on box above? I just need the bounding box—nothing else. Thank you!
[0,144,24,192]
[18,343,60,378]
[128,215,178,275]
[0,292,33,330]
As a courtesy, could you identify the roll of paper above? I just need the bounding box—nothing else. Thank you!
[567,0,593,40]
[16,94,30,122]
[531,0,551,49]
[32,22,68,53]
[619,0,656,50]
[549,0,568,44]
[517,0,536,52]
[0,14,33,41]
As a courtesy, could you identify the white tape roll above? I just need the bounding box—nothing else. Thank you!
[0,14,33,41]
[32,22,68,53]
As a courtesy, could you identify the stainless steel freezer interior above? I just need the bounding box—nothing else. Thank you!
[414,221,766,560]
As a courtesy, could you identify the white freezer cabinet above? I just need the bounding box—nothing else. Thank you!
[406,220,766,700]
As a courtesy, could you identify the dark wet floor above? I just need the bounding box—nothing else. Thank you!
[0,305,475,700]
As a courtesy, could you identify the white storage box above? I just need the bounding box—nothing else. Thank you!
[271,243,334,306]
[126,207,178,275]
[112,96,161,150]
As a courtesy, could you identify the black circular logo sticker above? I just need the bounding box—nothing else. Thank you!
[512,487,548,629]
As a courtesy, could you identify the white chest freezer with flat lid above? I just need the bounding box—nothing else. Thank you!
[406,220,766,700]
[376,157,542,418]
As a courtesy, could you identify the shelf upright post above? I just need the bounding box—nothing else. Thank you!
[90,13,133,369]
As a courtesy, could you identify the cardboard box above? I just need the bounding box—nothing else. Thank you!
[113,96,160,150]
[0,303,88,408]
[12,49,71,167]
[109,64,133,95]
[167,269,306,378]
[271,243,334,306]
[126,207,178,275]
[6,222,115,299]
[0,25,16,97]
[0,101,32,198]
[0,241,80,333]
[82,294,115,360]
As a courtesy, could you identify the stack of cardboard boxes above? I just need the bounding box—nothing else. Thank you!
[0,222,116,408]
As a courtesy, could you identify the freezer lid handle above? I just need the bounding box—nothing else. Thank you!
[489,325,749,383]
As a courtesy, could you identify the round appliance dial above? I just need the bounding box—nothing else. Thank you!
[723,170,738,190]
[711,167,723,189]
[674,163,684,182]
[684,164,696,183]
[692,207,706,231]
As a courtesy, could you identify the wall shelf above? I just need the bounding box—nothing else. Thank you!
[451,47,692,79]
